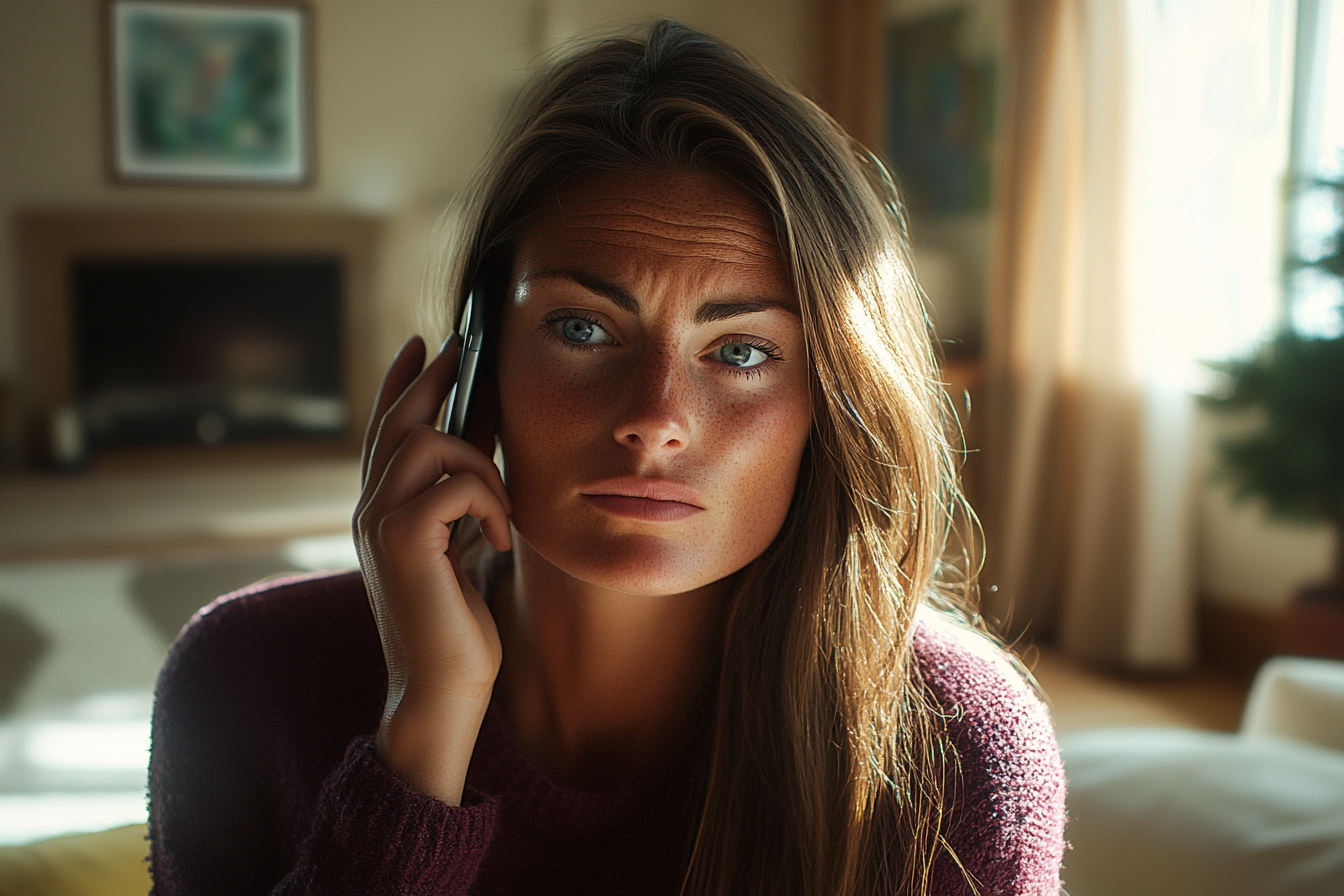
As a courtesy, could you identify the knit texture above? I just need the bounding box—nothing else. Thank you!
[149,570,1064,895]
[917,617,1067,895]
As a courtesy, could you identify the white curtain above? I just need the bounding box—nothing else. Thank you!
[982,0,1291,669]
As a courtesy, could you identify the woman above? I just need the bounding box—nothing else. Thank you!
[150,21,1065,896]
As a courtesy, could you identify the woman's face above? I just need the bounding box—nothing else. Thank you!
[496,168,812,597]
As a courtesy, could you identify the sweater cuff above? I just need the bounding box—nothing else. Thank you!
[287,736,497,894]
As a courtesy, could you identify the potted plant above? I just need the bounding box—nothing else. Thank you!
[1202,327,1344,658]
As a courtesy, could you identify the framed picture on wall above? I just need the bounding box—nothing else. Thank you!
[105,0,312,186]
[886,9,995,215]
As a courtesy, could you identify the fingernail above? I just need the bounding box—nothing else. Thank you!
[439,333,460,355]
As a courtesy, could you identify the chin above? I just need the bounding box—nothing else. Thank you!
[526,523,742,598]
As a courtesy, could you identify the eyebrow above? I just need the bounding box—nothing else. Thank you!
[529,269,799,323]
[694,300,798,324]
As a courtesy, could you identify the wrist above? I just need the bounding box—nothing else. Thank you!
[377,685,492,805]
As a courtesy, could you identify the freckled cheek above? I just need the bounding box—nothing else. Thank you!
[703,396,809,570]
[497,353,611,465]
[707,391,811,508]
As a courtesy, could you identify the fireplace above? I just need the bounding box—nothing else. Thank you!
[17,211,381,469]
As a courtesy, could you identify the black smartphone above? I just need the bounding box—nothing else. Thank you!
[442,285,486,439]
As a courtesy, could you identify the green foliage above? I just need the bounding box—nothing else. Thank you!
[1201,331,1344,524]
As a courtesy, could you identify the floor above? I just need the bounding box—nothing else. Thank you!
[0,535,362,845]
[0,462,1255,844]
[1029,646,1249,735]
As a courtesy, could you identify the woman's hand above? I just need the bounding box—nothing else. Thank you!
[353,335,512,805]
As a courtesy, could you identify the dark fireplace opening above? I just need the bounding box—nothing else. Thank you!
[71,256,347,449]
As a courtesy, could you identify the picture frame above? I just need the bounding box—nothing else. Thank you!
[105,0,312,186]
[886,9,995,214]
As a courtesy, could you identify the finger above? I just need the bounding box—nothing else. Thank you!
[362,336,427,485]
[447,538,500,665]
[364,423,512,522]
[377,471,513,558]
[364,336,462,495]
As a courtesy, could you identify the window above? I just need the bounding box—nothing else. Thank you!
[1286,0,1344,338]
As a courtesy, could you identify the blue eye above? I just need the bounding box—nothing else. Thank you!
[716,341,770,368]
[557,316,613,345]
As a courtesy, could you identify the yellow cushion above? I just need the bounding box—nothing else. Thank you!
[0,824,150,896]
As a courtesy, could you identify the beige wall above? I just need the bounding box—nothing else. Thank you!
[0,0,805,414]
[2,0,1328,615]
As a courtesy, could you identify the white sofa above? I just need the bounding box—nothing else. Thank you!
[1060,656,1344,896]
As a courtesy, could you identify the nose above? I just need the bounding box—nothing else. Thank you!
[612,348,690,454]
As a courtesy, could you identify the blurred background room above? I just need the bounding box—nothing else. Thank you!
[0,1,1341,894]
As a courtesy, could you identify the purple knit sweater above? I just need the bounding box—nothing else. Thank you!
[149,570,1065,895]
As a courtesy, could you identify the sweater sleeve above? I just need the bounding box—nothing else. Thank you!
[270,737,496,895]
[149,572,498,896]
[914,614,1067,896]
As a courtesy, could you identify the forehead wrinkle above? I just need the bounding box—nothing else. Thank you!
[563,204,777,248]
[565,209,775,243]
[563,234,777,266]
[562,216,779,261]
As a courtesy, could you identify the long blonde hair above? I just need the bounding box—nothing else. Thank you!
[450,21,976,895]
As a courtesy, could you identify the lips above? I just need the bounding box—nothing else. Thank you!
[580,476,705,521]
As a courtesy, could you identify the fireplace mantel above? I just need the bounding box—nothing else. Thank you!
[16,209,382,470]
